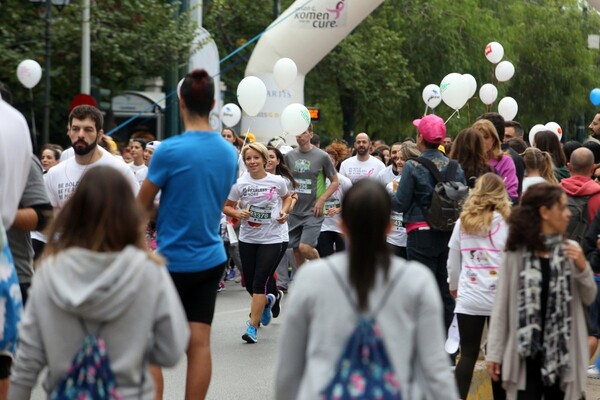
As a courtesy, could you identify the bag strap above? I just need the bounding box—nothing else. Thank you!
[325,259,407,319]
[78,318,106,337]
[413,157,443,183]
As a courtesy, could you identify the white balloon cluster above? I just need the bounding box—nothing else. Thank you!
[484,41,517,121]
[528,122,563,146]
[227,58,310,136]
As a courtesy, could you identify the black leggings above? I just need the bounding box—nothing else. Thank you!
[317,231,345,258]
[455,314,506,400]
[239,241,287,296]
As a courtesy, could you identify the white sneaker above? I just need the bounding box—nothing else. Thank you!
[588,365,600,379]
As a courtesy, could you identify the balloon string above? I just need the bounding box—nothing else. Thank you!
[29,89,38,151]
[445,109,459,124]
[467,101,471,126]
[423,105,429,116]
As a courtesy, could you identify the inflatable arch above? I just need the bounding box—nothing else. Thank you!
[242,0,384,143]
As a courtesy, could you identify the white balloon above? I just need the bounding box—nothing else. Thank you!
[497,97,518,121]
[462,74,477,99]
[479,84,498,105]
[237,76,267,117]
[545,122,563,142]
[440,73,469,110]
[220,103,242,127]
[281,103,311,136]
[273,58,298,90]
[529,124,546,146]
[495,61,515,82]
[485,42,504,64]
[422,84,442,108]
[16,59,42,89]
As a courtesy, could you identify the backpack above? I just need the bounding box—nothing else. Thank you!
[50,319,122,400]
[321,260,408,400]
[413,157,469,231]
[566,195,590,246]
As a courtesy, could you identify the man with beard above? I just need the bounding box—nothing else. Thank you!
[45,105,138,213]
[376,141,402,185]
[340,132,386,183]
[587,112,600,144]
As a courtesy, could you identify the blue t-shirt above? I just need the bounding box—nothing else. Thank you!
[147,131,237,272]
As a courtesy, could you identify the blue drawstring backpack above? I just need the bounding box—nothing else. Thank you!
[50,319,122,400]
[321,260,407,400]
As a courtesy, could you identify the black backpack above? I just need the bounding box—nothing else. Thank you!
[412,157,468,232]
[566,195,590,246]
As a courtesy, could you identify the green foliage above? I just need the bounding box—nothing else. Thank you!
[0,0,198,145]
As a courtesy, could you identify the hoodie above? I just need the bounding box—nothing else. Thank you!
[560,175,600,222]
[9,246,189,400]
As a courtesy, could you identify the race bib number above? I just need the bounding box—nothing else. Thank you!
[296,178,312,194]
[324,199,341,217]
[391,212,404,231]
[248,205,273,225]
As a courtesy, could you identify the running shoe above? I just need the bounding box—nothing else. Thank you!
[225,267,236,281]
[588,364,600,379]
[272,290,284,318]
[217,281,225,292]
[261,294,275,326]
[242,322,257,344]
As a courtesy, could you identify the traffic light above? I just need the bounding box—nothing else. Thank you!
[91,76,112,111]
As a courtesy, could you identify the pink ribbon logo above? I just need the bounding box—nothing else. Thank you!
[262,187,278,201]
[327,1,344,20]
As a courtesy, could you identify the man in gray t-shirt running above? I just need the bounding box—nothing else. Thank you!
[285,125,339,266]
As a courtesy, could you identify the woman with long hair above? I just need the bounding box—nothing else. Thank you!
[472,119,518,200]
[223,142,292,343]
[266,146,297,305]
[275,179,458,399]
[447,173,511,400]
[317,144,352,258]
[10,166,189,399]
[486,183,596,399]
[521,147,558,193]
[533,131,570,182]
[449,127,493,188]
[39,144,62,172]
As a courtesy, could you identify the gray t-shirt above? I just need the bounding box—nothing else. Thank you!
[285,146,337,216]
[7,157,50,283]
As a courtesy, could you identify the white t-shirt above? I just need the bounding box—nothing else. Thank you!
[386,179,407,247]
[0,97,32,228]
[45,150,139,211]
[227,173,289,244]
[339,155,386,184]
[522,176,547,194]
[129,163,147,187]
[377,165,399,186]
[447,212,508,316]
[321,174,352,233]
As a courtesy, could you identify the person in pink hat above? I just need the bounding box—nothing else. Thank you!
[392,114,466,337]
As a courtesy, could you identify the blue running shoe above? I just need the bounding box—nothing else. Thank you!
[242,322,257,343]
[261,294,275,326]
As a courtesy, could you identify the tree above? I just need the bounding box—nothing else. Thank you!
[0,0,198,146]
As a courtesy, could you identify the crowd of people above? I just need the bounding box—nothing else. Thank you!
[2,68,600,399]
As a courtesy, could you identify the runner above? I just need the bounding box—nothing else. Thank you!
[223,143,291,343]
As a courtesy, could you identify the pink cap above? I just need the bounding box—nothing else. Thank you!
[413,114,446,144]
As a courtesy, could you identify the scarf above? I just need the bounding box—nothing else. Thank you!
[517,234,572,386]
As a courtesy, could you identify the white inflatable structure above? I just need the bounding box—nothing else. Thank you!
[242,0,384,143]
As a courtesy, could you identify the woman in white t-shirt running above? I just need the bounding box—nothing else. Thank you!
[447,173,511,400]
[223,143,292,344]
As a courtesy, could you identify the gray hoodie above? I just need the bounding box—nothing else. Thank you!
[9,245,190,399]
